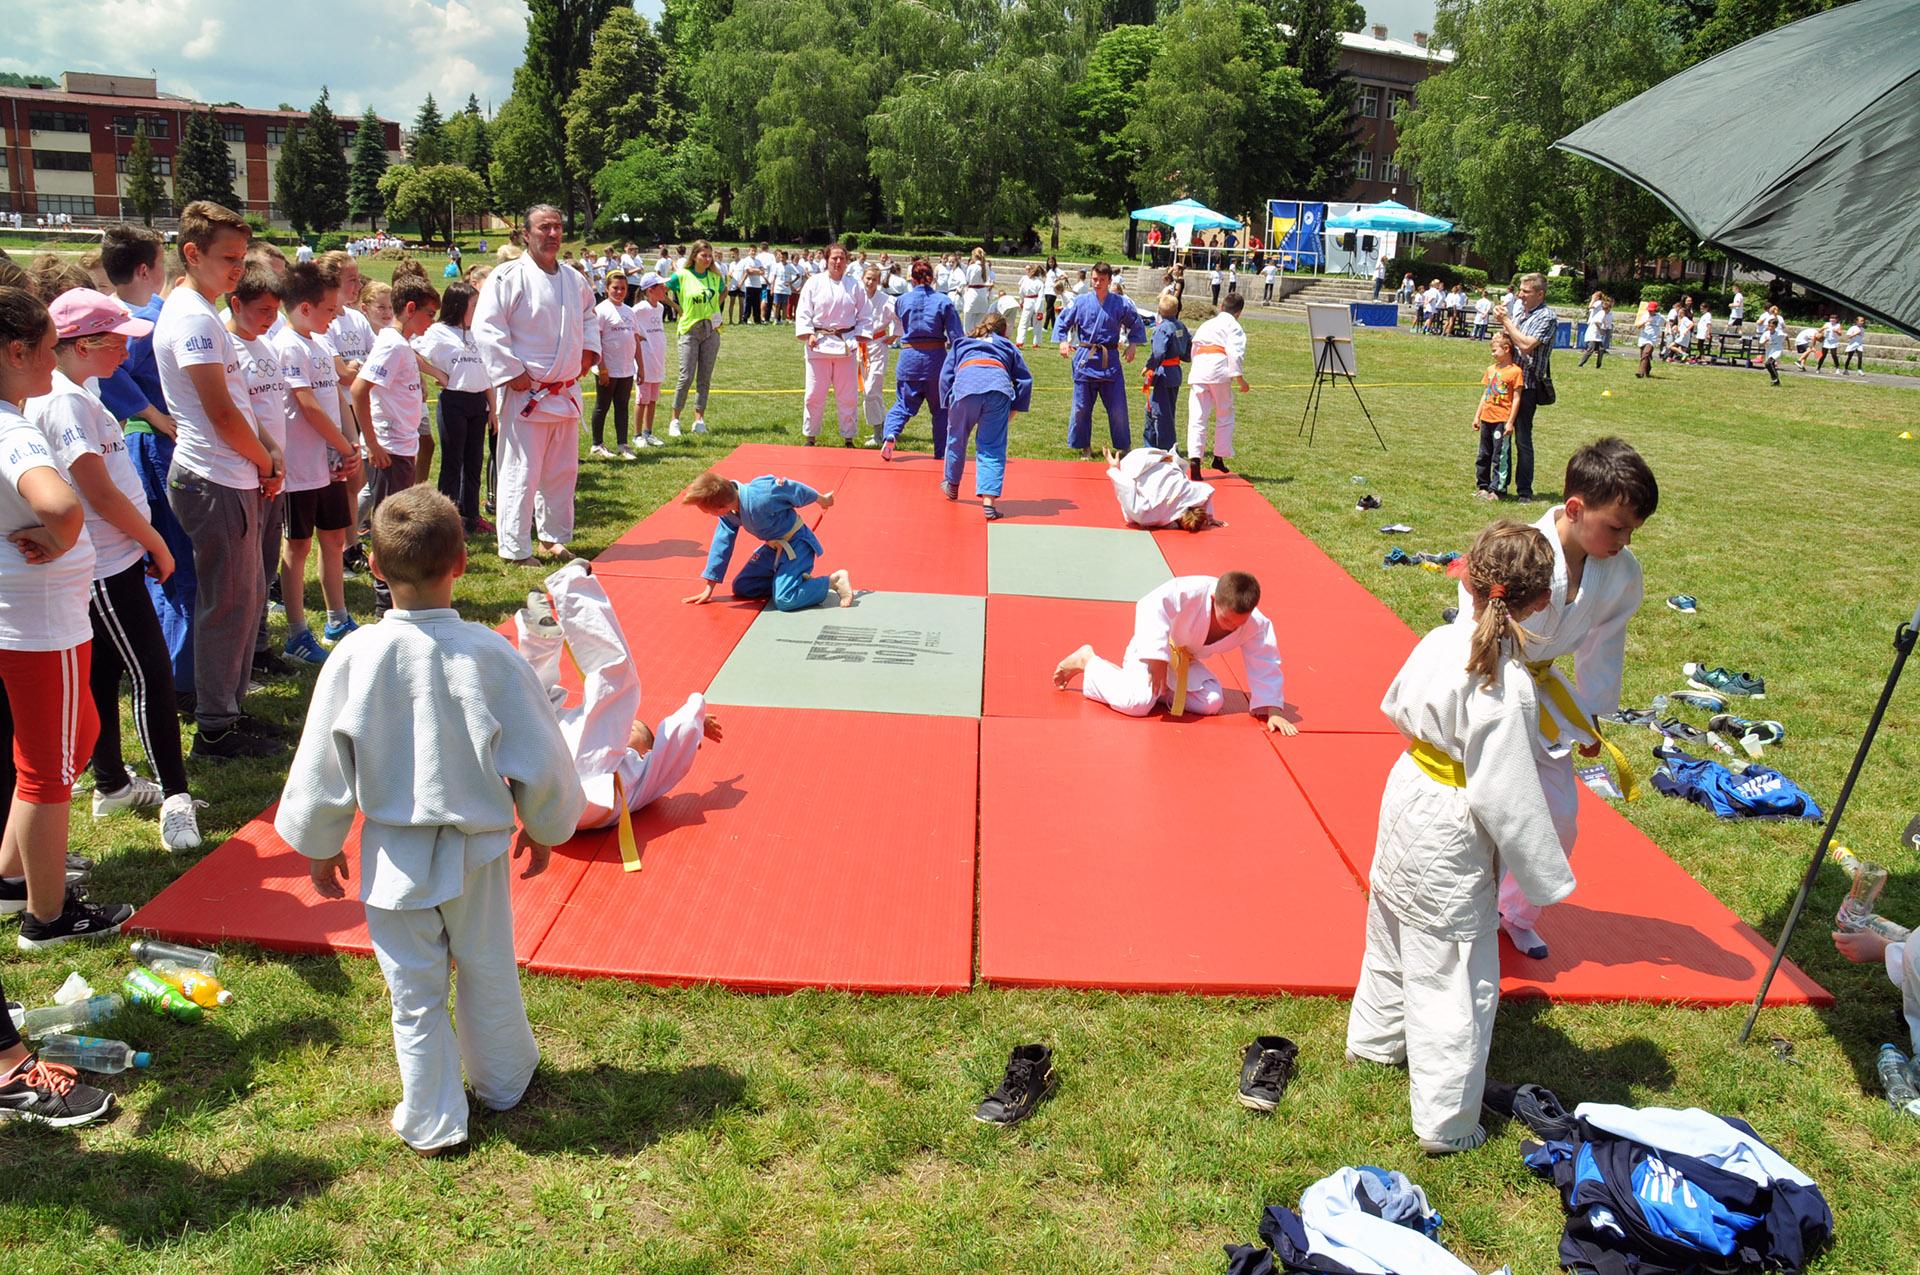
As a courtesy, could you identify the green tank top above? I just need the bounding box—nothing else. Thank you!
[670,268,725,335]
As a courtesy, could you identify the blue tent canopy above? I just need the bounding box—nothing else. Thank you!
[1324,200,1454,234]
[1130,198,1241,231]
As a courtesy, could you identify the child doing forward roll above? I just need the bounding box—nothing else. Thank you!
[1347,520,1573,1156]
[682,472,853,610]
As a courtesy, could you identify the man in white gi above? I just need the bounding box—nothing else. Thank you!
[1053,572,1295,733]
[473,204,601,564]
[1103,446,1224,532]
[794,243,872,447]
[1186,291,1250,480]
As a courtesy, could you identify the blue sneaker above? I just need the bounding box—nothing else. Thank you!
[283,627,329,665]
[1666,594,1698,613]
[322,615,360,645]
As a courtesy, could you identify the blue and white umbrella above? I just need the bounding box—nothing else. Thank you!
[1324,200,1454,234]
[1129,198,1242,231]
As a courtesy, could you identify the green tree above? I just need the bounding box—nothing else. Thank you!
[657,0,735,142]
[124,122,167,225]
[523,0,623,226]
[593,136,711,236]
[276,124,318,234]
[300,88,352,231]
[175,108,239,210]
[378,162,488,246]
[490,68,567,218]
[1068,23,1161,216]
[443,95,495,207]
[409,94,447,166]
[565,8,668,228]
[348,107,390,229]
[1685,0,1836,61]
[1282,0,1360,198]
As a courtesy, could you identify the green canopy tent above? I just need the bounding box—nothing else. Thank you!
[1554,0,1920,337]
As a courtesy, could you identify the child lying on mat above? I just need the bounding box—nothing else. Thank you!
[516,560,723,831]
[1104,446,1225,532]
[681,471,854,610]
[276,488,584,1158]
[1052,571,1294,733]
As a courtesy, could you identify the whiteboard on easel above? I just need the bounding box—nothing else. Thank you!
[1306,303,1357,377]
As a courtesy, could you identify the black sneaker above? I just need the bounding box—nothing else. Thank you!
[341,543,370,576]
[973,1044,1056,1126]
[175,689,197,722]
[1237,1035,1298,1111]
[16,888,136,950]
[66,852,94,878]
[0,1055,115,1127]
[192,725,284,762]
[234,714,293,741]
[1211,454,1231,473]
[251,649,297,679]
[1188,458,1202,482]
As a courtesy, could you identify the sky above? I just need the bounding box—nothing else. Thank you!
[2,0,1437,124]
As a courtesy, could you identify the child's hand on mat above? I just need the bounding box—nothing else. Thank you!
[683,581,716,605]
[817,490,836,509]
[309,853,350,899]
[513,827,551,879]
[703,714,725,743]
[1263,712,1298,736]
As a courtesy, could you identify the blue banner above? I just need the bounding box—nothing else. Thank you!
[1267,200,1327,270]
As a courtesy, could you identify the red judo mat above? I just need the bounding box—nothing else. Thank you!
[132,442,1827,1005]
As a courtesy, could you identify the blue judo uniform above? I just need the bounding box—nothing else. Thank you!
[939,335,1033,500]
[1053,289,1147,451]
[1142,316,1190,452]
[881,285,966,457]
[702,476,833,612]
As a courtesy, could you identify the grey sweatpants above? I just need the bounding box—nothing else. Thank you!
[256,491,285,654]
[367,455,418,615]
[673,320,721,419]
[167,466,263,731]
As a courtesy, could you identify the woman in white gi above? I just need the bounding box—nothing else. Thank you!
[855,264,899,445]
[794,244,873,446]
[962,247,995,332]
[1347,521,1574,1156]
[1103,446,1224,532]
[1015,264,1046,348]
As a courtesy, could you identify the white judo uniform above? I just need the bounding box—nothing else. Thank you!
[855,288,898,439]
[795,271,873,440]
[513,561,710,829]
[1082,575,1284,719]
[473,253,601,561]
[1346,621,1574,1143]
[1186,311,1247,461]
[1106,447,1216,527]
[1452,505,1641,930]
[275,610,586,1152]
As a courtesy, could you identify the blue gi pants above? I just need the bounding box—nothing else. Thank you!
[127,429,197,694]
[1069,376,1130,452]
[944,391,1011,498]
[1143,378,1181,451]
[731,528,831,611]
[882,373,950,459]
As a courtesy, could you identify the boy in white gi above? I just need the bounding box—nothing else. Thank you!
[277,487,584,1157]
[1348,520,1574,1155]
[1451,438,1655,960]
[1103,446,1224,532]
[515,560,723,831]
[1052,572,1295,734]
[1186,291,1250,481]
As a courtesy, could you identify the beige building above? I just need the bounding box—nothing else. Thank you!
[1339,26,1453,205]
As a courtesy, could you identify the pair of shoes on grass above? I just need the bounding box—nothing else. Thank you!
[971,1035,1299,1127]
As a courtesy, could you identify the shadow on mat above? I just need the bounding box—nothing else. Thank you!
[994,496,1089,519]
[1511,901,1757,982]
[133,1013,345,1137]
[642,776,750,834]
[488,1061,746,1156]
[595,537,705,565]
[0,1144,336,1245]
[1488,999,1676,1107]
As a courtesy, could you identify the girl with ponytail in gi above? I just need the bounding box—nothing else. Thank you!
[1345,520,1574,1157]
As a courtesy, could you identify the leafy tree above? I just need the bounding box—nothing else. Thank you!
[409,94,447,166]
[275,124,318,234]
[1282,0,1360,198]
[656,0,733,142]
[1685,0,1836,61]
[443,95,495,207]
[175,108,239,210]
[593,136,711,236]
[300,88,352,231]
[565,8,668,228]
[490,68,567,219]
[348,107,391,228]
[124,122,167,225]
[1068,23,1161,216]
[0,73,55,89]
[523,0,623,225]
[378,163,488,246]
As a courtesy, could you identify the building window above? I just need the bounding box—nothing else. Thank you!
[33,150,94,172]
[1355,152,1374,181]
[38,195,97,218]
[29,110,90,134]
[112,115,171,139]
[229,157,240,180]
[116,152,173,176]
[1392,90,1414,118]
[221,122,247,143]
[1382,155,1402,182]
[266,125,289,147]
[1357,86,1380,118]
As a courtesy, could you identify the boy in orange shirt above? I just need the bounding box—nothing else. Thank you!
[1473,331,1525,500]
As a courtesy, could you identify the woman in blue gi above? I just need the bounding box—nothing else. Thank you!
[681,472,854,611]
[880,258,966,462]
[1053,261,1147,458]
[938,312,1033,521]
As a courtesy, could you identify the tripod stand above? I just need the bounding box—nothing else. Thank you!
[1297,333,1386,451]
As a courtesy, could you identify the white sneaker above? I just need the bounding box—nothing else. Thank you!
[691,418,709,434]
[668,419,682,437]
[864,436,882,447]
[645,433,665,447]
[93,773,163,817]
[160,793,205,852]
[1418,1125,1487,1156]
[589,444,613,459]
[617,444,638,460]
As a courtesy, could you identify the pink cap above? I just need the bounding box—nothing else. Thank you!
[49,289,153,341]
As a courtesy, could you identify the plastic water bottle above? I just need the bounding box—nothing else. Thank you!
[1837,862,1889,932]
[1876,1044,1920,1116]
[129,938,221,974]
[124,967,203,1024]
[36,1034,151,1073]
[152,961,235,1007]
[1829,843,1864,877]
[19,993,125,1039]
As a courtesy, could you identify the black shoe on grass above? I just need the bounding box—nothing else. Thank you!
[0,1055,115,1127]
[973,1044,1056,1126]
[192,726,284,762]
[1237,1036,1298,1111]
[16,888,136,950]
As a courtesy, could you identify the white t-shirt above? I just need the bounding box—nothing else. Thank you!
[0,402,95,650]
[327,307,377,368]
[359,327,423,455]
[233,331,291,459]
[1474,297,1492,322]
[274,326,344,494]
[411,323,490,393]
[1846,323,1864,351]
[593,300,638,378]
[155,286,260,491]
[634,300,667,384]
[28,372,147,579]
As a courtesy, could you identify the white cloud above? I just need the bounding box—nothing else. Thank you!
[181,19,225,60]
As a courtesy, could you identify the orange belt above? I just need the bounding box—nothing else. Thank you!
[958,357,1006,373]
[1194,343,1227,354]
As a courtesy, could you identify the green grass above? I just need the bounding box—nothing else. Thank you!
[6,318,1919,1272]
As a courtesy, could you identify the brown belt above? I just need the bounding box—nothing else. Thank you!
[904,340,947,350]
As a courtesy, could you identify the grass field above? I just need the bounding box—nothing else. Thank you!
[4,305,1918,1273]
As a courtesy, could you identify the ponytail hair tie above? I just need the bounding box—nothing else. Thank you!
[1488,583,1507,599]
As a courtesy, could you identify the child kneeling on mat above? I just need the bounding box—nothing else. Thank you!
[1346,520,1573,1156]
[1052,572,1295,734]
[682,471,854,610]
[516,560,723,829]
[276,487,585,1157]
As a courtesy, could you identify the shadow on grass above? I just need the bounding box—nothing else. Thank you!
[0,1141,335,1245]
[1488,998,1676,1108]
[484,1061,746,1156]
[133,1013,344,1137]
[283,950,355,997]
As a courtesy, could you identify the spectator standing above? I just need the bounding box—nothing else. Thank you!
[664,241,726,437]
[1491,272,1557,501]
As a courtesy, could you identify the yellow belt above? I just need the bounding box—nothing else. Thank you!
[1408,740,1466,788]
[1525,659,1641,800]
[1169,647,1193,716]
[554,611,643,875]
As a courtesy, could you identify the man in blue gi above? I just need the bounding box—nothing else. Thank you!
[1053,262,1147,457]
[879,258,966,461]
[681,472,854,611]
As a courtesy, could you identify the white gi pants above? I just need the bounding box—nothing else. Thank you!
[1016,302,1043,346]
[1498,753,1580,931]
[1346,896,1499,1143]
[858,344,888,438]
[803,350,859,439]
[1082,652,1225,717]
[1187,381,1236,459]
[496,400,579,560]
[364,854,539,1151]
